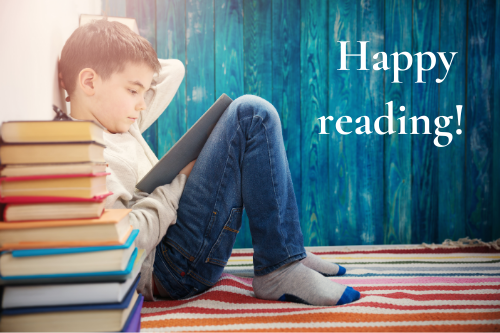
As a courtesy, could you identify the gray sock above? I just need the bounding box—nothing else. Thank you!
[252,260,357,306]
[300,250,343,276]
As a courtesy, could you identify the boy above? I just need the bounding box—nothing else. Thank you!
[59,18,360,306]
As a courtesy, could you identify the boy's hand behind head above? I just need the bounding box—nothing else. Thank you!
[59,18,161,134]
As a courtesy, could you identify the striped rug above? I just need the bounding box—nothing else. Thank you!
[141,240,500,332]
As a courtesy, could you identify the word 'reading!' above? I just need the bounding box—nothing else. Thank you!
[318,102,464,148]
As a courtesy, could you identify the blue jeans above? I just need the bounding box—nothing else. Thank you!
[153,94,307,300]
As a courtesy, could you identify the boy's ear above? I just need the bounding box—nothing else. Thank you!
[78,68,99,96]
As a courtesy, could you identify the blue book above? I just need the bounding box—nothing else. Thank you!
[121,294,144,332]
[0,248,146,286]
[0,230,138,279]
[0,277,141,332]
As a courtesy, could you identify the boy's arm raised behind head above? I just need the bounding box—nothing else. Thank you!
[137,58,185,133]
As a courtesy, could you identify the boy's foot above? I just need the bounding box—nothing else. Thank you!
[300,250,346,276]
[252,260,360,306]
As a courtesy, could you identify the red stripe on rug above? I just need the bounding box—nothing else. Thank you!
[199,324,500,332]
[141,303,500,318]
[373,292,500,301]
[143,290,290,308]
[349,302,500,311]
[355,285,500,292]
[215,278,253,290]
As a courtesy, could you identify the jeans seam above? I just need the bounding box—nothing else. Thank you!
[206,257,227,266]
[188,270,216,287]
[166,238,193,261]
[162,247,183,276]
[253,114,290,258]
[224,225,239,233]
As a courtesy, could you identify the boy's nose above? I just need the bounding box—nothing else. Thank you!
[136,98,147,111]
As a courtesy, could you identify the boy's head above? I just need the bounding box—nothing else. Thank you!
[59,18,161,133]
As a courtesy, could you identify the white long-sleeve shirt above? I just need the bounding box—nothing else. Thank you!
[103,58,187,301]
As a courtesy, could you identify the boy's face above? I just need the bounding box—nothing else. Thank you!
[91,62,155,133]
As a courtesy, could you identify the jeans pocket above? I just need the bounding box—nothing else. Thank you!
[205,207,243,267]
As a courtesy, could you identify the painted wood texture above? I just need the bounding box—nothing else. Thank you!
[328,0,384,246]
[493,0,500,240]
[384,0,412,244]
[301,0,329,246]
[329,0,359,246]
[156,0,186,158]
[466,0,495,241]
[98,0,500,246]
[358,0,384,245]
[411,0,439,244]
[438,0,467,242]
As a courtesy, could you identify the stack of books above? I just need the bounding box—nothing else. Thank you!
[0,121,146,332]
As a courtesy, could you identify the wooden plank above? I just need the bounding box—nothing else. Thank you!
[233,0,272,249]
[186,0,215,128]
[438,0,466,243]
[466,0,495,241]
[215,0,244,100]
[410,0,439,243]
[358,0,385,244]
[156,0,186,158]
[102,0,126,17]
[271,0,301,227]
[328,0,359,245]
[493,0,500,240]
[300,0,329,246]
[384,0,412,244]
[126,0,158,156]
[243,0,272,101]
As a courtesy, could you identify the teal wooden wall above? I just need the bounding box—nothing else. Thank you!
[102,0,500,247]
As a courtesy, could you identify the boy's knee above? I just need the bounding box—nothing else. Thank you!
[233,94,280,125]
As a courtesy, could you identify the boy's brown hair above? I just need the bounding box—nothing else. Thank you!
[59,18,161,95]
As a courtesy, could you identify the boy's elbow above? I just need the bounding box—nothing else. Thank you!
[174,58,185,78]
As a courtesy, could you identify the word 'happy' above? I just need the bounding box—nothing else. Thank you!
[338,41,457,83]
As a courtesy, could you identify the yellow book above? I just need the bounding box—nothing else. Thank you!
[0,142,105,164]
[0,120,105,145]
[0,173,108,198]
[0,209,133,250]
